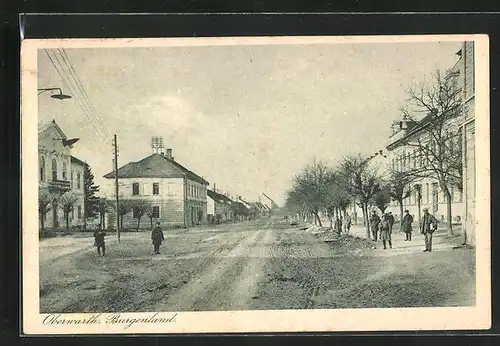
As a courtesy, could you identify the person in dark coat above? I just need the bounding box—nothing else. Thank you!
[93,225,106,256]
[402,210,414,241]
[151,222,165,254]
[420,208,438,252]
[379,214,392,250]
[369,211,381,241]
[387,212,395,234]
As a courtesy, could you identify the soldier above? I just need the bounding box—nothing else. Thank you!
[151,222,165,255]
[379,214,392,250]
[402,210,414,241]
[369,210,381,241]
[420,208,438,252]
[93,225,106,256]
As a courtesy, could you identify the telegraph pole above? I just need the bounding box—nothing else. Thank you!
[113,134,120,243]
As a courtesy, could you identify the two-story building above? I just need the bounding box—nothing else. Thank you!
[38,120,86,229]
[103,149,209,229]
[207,189,234,223]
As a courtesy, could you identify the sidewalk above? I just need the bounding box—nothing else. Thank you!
[347,224,463,256]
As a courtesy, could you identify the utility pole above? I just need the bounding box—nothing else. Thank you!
[113,134,120,243]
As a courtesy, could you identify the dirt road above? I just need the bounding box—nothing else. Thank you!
[39,217,475,313]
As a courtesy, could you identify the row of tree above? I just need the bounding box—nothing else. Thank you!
[285,68,464,239]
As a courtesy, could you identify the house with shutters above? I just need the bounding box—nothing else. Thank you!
[103,148,209,229]
[38,120,86,229]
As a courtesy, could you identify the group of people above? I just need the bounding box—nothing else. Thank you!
[333,212,352,234]
[369,208,438,252]
[92,222,165,256]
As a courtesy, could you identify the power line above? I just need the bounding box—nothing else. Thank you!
[57,48,111,138]
[44,49,109,141]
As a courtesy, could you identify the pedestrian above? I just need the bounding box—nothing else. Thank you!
[402,210,414,241]
[379,214,392,250]
[151,222,165,255]
[369,210,381,241]
[344,212,352,234]
[420,208,438,252]
[387,212,395,234]
[93,225,106,256]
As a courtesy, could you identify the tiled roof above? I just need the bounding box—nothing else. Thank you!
[208,189,234,204]
[70,155,86,166]
[103,153,209,185]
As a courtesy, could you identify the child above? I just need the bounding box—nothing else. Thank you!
[93,226,106,256]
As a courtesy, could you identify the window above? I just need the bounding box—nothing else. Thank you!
[77,205,82,219]
[412,152,417,169]
[39,156,45,182]
[152,206,160,218]
[52,158,58,181]
[153,183,159,195]
[77,172,81,189]
[70,170,74,188]
[133,207,140,218]
[62,161,67,180]
[132,182,140,195]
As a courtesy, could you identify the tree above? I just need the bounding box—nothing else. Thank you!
[130,200,150,231]
[285,190,309,222]
[117,200,133,231]
[83,163,100,231]
[97,198,112,229]
[38,188,52,232]
[371,186,391,214]
[337,154,382,239]
[59,192,78,232]
[324,172,351,228]
[387,169,414,230]
[291,161,332,227]
[401,69,463,236]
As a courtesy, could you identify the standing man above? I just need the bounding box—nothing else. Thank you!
[93,225,106,256]
[387,212,395,234]
[420,208,438,252]
[369,210,381,241]
[379,214,392,250]
[344,212,352,234]
[151,222,165,255]
[402,210,414,241]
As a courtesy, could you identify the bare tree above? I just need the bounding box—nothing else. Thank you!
[337,154,382,238]
[117,200,133,231]
[291,161,332,227]
[38,188,52,232]
[324,172,351,228]
[401,69,463,236]
[130,200,150,231]
[387,169,414,230]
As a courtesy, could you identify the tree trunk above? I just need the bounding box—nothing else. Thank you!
[314,212,322,227]
[83,211,87,231]
[398,200,404,233]
[417,196,422,232]
[65,212,69,232]
[329,213,333,228]
[363,203,370,239]
[150,217,153,229]
[137,216,141,231]
[445,190,454,237]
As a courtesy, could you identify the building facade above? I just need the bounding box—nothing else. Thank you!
[103,150,209,229]
[38,120,85,229]
[385,42,474,235]
[207,189,234,223]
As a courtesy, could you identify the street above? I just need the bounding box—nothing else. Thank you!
[39,215,475,313]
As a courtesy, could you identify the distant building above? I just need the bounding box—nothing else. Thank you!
[38,120,85,228]
[207,189,233,223]
[103,149,209,229]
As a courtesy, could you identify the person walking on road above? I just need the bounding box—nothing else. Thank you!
[379,214,392,250]
[420,208,438,252]
[402,210,414,241]
[151,222,165,255]
[93,225,106,256]
[369,210,381,241]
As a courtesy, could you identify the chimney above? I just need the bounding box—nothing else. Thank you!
[166,148,173,160]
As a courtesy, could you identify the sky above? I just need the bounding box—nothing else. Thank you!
[37,40,462,205]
